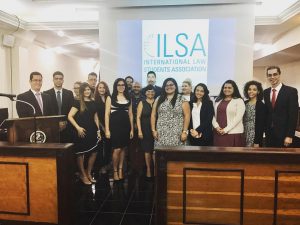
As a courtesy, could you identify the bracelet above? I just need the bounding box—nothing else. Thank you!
[182,130,189,134]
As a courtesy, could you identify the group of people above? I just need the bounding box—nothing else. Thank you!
[16,66,299,185]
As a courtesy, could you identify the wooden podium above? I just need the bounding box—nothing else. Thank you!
[2,115,65,144]
[0,115,74,225]
[0,142,74,225]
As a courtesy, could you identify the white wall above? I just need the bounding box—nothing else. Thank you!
[0,28,13,113]
[0,28,99,117]
[254,61,300,103]
[254,25,300,61]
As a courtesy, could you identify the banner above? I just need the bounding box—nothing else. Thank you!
[142,19,209,86]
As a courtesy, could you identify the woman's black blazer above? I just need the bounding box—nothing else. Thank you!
[189,100,214,140]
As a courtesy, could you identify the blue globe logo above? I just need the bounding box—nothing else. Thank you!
[143,34,156,57]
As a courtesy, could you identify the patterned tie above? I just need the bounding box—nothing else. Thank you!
[35,92,43,114]
[271,89,276,109]
[57,90,62,115]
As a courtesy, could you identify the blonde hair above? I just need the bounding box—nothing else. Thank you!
[182,78,192,87]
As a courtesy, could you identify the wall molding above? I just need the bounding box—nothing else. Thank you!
[256,1,300,25]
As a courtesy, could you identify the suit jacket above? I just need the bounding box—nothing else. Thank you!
[44,88,74,116]
[244,100,267,146]
[189,100,214,140]
[263,84,298,139]
[16,90,54,118]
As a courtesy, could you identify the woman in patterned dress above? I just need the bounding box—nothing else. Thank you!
[105,78,133,181]
[151,78,190,147]
[243,80,266,147]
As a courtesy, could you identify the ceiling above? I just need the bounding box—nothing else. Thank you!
[1,0,300,64]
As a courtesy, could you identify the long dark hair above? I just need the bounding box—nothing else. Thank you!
[111,78,130,102]
[156,78,179,110]
[79,82,92,113]
[216,80,242,102]
[94,81,111,103]
[191,83,211,103]
[243,80,263,101]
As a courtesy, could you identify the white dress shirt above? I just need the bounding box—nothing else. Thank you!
[192,102,202,129]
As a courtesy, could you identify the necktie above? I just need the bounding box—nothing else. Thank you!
[271,89,276,108]
[35,92,43,114]
[57,91,62,115]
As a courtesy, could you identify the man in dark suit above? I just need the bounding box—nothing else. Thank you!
[263,66,299,147]
[141,71,162,99]
[44,71,74,142]
[16,71,54,118]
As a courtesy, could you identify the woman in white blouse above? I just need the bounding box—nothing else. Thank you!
[189,83,214,146]
[212,80,245,147]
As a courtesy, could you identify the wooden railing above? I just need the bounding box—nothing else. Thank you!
[155,146,300,225]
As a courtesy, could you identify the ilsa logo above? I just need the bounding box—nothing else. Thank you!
[144,33,206,58]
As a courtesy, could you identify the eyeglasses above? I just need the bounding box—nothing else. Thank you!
[165,84,175,87]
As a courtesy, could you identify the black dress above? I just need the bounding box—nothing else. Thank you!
[95,99,111,167]
[73,100,99,154]
[110,98,131,149]
[140,100,154,153]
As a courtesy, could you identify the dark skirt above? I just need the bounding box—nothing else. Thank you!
[213,131,245,147]
[110,110,130,149]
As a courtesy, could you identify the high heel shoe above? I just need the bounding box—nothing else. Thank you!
[80,176,92,185]
[87,174,97,183]
[118,168,124,181]
[113,170,120,181]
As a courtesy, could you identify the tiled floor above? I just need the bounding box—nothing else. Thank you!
[74,171,155,225]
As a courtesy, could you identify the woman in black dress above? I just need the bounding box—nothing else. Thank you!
[68,82,101,185]
[105,78,134,181]
[95,81,111,174]
[189,83,214,146]
[137,85,155,178]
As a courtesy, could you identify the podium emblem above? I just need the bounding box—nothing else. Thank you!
[30,130,47,143]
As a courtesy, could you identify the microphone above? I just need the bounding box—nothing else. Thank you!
[0,93,16,100]
[3,95,38,143]
[14,99,37,143]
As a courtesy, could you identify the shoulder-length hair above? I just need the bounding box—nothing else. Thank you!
[79,82,92,113]
[157,78,179,110]
[243,80,263,101]
[94,81,111,103]
[111,78,130,102]
[191,83,211,103]
[216,80,242,102]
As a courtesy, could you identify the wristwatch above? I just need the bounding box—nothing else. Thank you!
[182,130,189,134]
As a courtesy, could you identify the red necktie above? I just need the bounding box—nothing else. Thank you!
[271,89,276,108]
